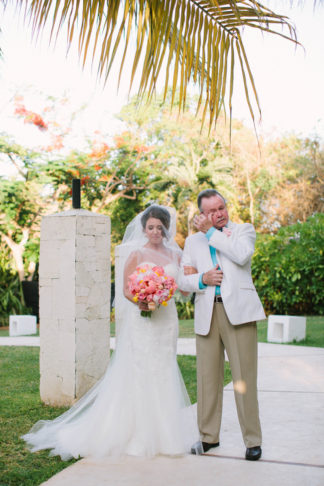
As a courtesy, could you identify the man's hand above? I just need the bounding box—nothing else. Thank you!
[222,227,232,237]
[184,265,198,275]
[193,213,213,233]
[202,265,223,286]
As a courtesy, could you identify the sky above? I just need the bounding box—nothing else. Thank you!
[230,1,324,139]
[0,0,324,161]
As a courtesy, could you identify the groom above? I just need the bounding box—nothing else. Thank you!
[179,189,265,461]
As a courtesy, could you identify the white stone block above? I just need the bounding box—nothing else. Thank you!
[58,239,75,279]
[86,286,106,307]
[76,216,98,235]
[52,278,75,319]
[57,318,76,333]
[96,303,110,319]
[95,221,109,234]
[40,241,61,278]
[75,245,97,262]
[39,285,53,319]
[95,258,110,271]
[58,330,76,360]
[9,315,37,336]
[76,318,108,335]
[76,261,96,278]
[76,303,88,318]
[75,322,110,396]
[41,216,76,240]
[39,209,110,406]
[77,235,96,247]
[267,315,306,343]
[95,236,109,253]
[76,286,90,297]
[76,296,88,304]
[39,318,59,353]
[92,269,107,283]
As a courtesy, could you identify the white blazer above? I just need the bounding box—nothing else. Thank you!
[178,221,266,335]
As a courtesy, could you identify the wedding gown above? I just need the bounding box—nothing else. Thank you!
[22,259,199,460]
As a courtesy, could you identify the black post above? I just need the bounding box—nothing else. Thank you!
[72,178,81,209]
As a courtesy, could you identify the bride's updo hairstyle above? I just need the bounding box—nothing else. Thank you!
[141,205,171,237]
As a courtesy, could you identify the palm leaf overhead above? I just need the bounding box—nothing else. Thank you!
[7,0,297,128]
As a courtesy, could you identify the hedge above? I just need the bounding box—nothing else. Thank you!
[252,213,324,316]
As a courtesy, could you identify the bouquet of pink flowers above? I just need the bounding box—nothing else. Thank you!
[128,264,178,317]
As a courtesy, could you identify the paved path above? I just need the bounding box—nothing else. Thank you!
[2,336,324,485]
[0,335,41,347]
[0,336,196,355]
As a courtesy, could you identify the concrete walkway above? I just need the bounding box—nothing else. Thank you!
[2,336,324,485]
[0,335,41,347]
[0,336,197,355]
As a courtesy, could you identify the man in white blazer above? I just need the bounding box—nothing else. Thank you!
[178,189,265,461]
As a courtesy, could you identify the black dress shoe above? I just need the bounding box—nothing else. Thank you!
[245,446,262,461]
[191,441,220,455]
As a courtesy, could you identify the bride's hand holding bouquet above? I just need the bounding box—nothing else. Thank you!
[128,264,178,317]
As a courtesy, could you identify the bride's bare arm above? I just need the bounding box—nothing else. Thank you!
[123,252,138,303]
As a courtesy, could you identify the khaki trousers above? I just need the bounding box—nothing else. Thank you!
[196,302,262,448]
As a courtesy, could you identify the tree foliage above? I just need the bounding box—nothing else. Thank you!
[252,214,324,316]
[0,137,45,281]
[260,136,324,230]
[1,91,324,323]
[6,0,297,129]
[119,95,237,244]
[0,245,30,326]
[0,118,159,281]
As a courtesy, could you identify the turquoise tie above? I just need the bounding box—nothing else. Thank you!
[209,245,221,296]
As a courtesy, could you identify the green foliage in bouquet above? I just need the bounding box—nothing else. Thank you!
[252,214,324,316]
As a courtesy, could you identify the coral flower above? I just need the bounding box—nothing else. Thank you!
[128,265,177,317]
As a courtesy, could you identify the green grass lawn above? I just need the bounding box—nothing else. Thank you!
[0,347,75,486]
[0,328,40,337]
[0,346,231,486]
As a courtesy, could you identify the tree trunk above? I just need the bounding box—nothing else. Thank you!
[187,202,197,236]
[245,170,254,225]
[1,229,29,281]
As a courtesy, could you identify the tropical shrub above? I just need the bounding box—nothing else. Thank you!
[252,213,324,316]
[175,294,194,320]
[0,267,31,327]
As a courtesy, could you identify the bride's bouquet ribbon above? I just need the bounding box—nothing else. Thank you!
[128,264,178,317]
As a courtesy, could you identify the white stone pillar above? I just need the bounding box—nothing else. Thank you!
[39,209,110,406]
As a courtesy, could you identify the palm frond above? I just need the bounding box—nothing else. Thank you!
[8,0,298,129]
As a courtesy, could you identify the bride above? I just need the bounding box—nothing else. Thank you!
[22,205,199,459]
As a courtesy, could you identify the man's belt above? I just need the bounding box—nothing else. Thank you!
[214,296,223,303]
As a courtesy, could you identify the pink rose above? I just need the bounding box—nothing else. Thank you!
[152,266,164,276]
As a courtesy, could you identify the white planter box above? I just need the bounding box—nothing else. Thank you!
[267,315,306,343]
[9,315,37,336]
